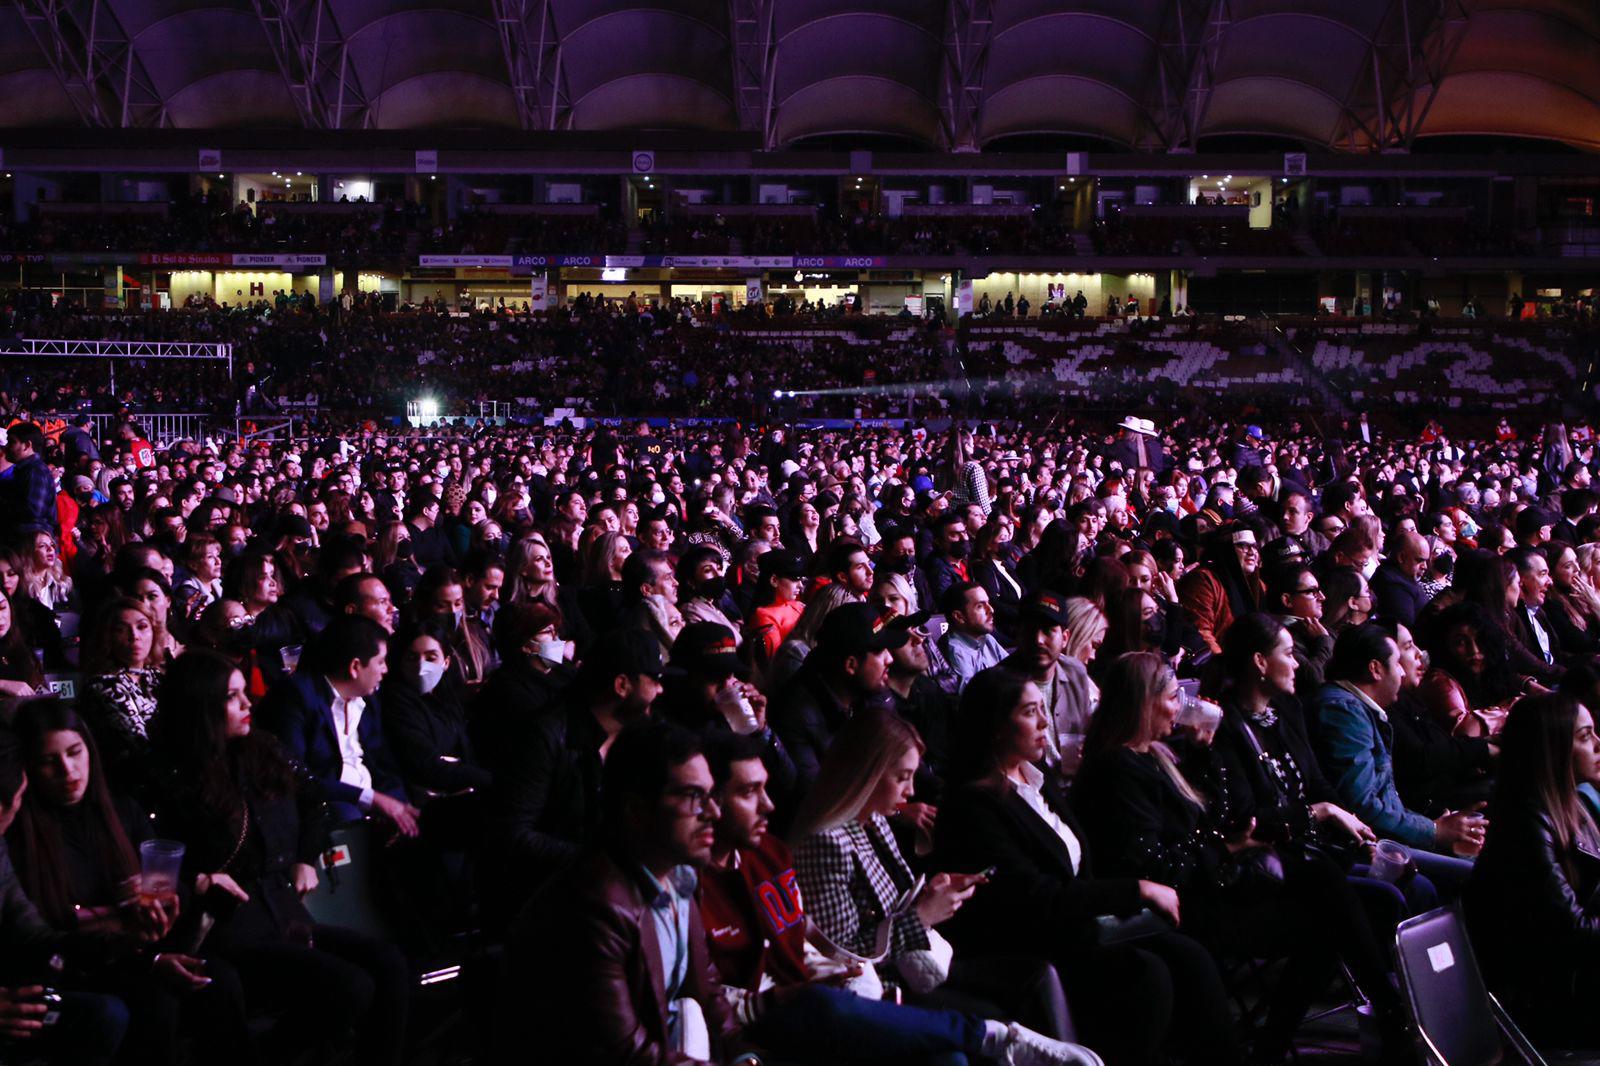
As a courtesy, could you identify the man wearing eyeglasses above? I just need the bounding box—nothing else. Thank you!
[508,719,745,1065]
[1265,562,1333,696]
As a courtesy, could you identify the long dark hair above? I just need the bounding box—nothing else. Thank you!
[10,699,137,929]
[949,667,1034,783]
[0,591,43,689]
[151,650,294,817]
[1417,601,1522,707]
[1492,693,1599,884]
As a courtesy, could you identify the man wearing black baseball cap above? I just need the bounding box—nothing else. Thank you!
[656,622,797,807]
[988,591,1097,777]
[484,627,665,927]
[770,603,908,798]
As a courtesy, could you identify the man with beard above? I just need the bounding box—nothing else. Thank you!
[770,603,906,801]
[484,628,665,927]
[989,592,1097,778]
[511,720,740,1064]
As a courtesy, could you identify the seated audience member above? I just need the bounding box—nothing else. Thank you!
[1467,693,1600,1046]
[228,551,304,688]
[1369,530,1430,628]
[1317,565,1372,636]
[151,651,410,1066]
[1378,617,1495,815]
[745,550,808,663]
[992,592,1097,777]
[257,615,419,834]
[1263,562,1333,696]
[1195,616,1422,1036]
[768,582,858,689]
[1073,652,1349,1061]
[772,603,907,797]
[484,629,662,926]
[0,590,45,699]
[8,699,250,1063]
[791,710,1074,1046]
[380,618,492,802]
[935,668,1236,1065]
[1176,525,1262,655]
[1310,625,1481,890]
[656,622,796,809]
[507,720,738,1064]
[882,610,957,802]
[1416,602,1521,737]
[619,548,686,659]
[79,597,165,796]
[700,731,1099,1066]
[0,724,128,1065]
[938,582,1006,690]
[470,601,573,756]
[1507,546,1564,685]
[1544,541,1600,659]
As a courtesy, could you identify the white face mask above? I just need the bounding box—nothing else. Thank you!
[1362,556,1380,580]
[416,659,447,694]
[536,639,566,665]
[650,487,666,506]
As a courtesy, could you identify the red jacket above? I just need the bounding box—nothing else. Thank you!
[699,833,809,994]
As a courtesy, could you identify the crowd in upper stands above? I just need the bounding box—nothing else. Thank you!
[1,292,1593,434]
[0,390,1593,1064]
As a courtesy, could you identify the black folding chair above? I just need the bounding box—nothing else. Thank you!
[1394,906,1546,1066]
[302,820,395,943]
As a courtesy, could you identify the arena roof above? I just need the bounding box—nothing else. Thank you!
[4,0,1598,152]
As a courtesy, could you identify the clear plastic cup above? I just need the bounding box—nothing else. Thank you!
[1370,839,1410,883]
[139,839,186,901]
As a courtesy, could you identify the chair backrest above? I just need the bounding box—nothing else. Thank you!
[303,820,393,941]
[1394,906,1505,1066]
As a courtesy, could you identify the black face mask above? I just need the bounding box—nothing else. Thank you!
[946,539,970,560]
[395,539,414,561]
[696,576,726,601]
[1143,614,1167,649]
[885,554,916,576]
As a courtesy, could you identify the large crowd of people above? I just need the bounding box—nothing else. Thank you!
[2,296,1592,434]
[0,395,1593,1065]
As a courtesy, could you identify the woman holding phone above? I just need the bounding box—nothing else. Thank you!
[791,709,1074,1043]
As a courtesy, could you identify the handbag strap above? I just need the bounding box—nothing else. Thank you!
[218,801,250,874]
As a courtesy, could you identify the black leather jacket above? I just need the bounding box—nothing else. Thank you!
[1467,796,1600,997]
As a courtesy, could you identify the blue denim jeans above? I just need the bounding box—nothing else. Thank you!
[746,983,983,1066]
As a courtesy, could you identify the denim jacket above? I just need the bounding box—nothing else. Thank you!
[1310,682,1437,848]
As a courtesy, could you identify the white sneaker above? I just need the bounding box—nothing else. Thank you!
[1001,1022,1106,1066]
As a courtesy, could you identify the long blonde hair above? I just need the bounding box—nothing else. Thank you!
[789,582,860,647]
[506,533,559,610]
[790,709,925,839]
[1085,651,1204,806]
[1062,596,1108,663]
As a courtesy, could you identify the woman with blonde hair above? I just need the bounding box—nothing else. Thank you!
[791,709,1077,1045]
[505,532,590,651]
[22,529,75,615]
